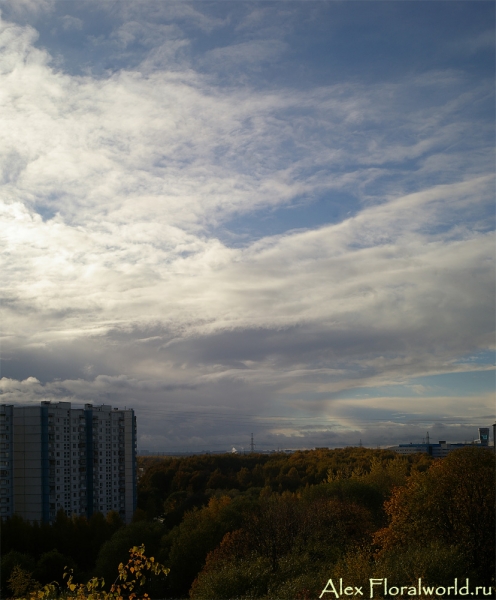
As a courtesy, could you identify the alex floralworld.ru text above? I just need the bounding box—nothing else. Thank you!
[319,578,494,598]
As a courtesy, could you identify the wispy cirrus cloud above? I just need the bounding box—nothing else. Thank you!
[1,19,491,232]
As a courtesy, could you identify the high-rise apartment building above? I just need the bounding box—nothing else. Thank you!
[0,401,137,524]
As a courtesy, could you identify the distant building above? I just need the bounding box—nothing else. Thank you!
[391,427,492,457]
[0,401,137,524]
[478,427,489,446]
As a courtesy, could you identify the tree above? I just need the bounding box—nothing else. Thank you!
[94,521,166,590]
[34,549,76,586]
[21,545,168,600]
[7,565,40,598]
[375,447,495,583]
[162,495,241,598]
[190,492,375,599]
[330,541,469,597]
[0,551,37,598]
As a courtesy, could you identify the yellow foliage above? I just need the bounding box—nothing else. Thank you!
[10,545,169,600]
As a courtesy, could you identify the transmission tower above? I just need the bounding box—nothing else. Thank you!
[250,433,255,453]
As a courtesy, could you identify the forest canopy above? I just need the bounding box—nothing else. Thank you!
[1,446,493,600]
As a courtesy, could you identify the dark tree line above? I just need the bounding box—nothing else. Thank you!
[136,447,432,524]
[1,510,123,593]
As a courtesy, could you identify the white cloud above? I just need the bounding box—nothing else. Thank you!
[201,39,288,69]
[1,12,490,235]
[90,0,227,35]
[0,0,55,22]
[446,28,495,57]
[1,18,492,344]
[0,11,493,447]
[59,15,83,32]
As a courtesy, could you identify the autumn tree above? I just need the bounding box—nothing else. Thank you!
[190,491,375,599]
[375,447,495,583]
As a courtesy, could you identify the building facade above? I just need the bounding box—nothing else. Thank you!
[392,427,492,457]
[0,401,136,524]
[0,404,14,519]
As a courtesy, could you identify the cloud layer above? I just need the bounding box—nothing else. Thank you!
[1,2,494,450]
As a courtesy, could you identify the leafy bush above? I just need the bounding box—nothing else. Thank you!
[7,545,168,600]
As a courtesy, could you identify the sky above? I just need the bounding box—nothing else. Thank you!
[0,0,494,452]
